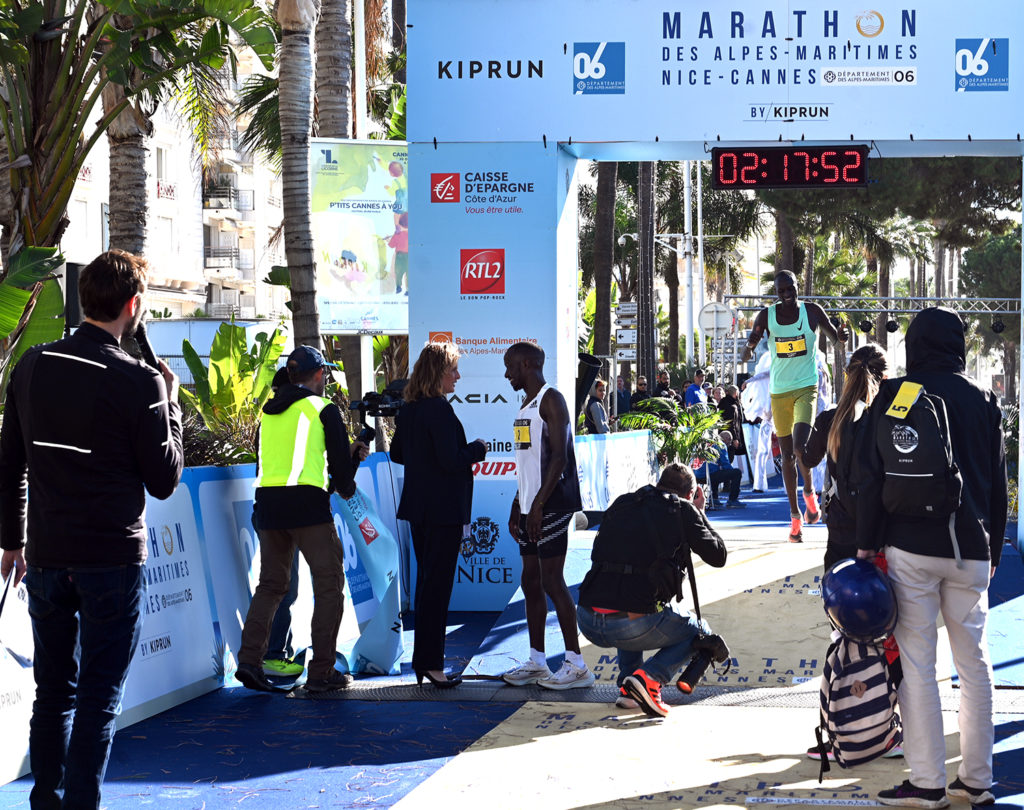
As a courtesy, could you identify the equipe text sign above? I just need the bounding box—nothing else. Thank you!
[408,1,1024,144]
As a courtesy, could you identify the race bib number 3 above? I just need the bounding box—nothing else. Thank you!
[513,419,532,448]
[775,335,807,358]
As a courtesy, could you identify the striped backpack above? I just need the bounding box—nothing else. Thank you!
[814,634,902,781]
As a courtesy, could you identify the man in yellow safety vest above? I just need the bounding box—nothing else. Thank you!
[236,345,368,693]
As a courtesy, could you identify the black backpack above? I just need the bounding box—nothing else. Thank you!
[875,381,962,520]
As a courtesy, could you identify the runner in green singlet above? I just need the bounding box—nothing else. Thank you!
[741,271,849,542]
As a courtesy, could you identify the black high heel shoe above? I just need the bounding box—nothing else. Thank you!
[415,670,463,688]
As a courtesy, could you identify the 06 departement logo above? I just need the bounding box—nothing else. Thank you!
[431,173,460,202]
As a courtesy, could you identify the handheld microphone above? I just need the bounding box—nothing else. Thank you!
[134,321,160,369]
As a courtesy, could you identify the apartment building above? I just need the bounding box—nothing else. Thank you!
[59,59,288,322]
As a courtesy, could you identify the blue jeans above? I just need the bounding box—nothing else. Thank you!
[25,564,145,810]
[265,550,300,661]
[577,603,708,685]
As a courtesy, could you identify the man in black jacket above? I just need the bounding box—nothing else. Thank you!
[577,464,729,718]
[855,307,1005,809]
[0,250,183,809]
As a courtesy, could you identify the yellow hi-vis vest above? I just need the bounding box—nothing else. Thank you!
[255,396,331,490]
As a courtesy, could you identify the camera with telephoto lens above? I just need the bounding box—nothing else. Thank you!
[348,379,407,419]
[349,380,407,444]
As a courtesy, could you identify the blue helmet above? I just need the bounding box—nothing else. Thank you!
[821,558,898,643]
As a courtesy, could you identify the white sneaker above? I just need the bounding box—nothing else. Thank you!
[502,660,552,686]
[538,660,596,690]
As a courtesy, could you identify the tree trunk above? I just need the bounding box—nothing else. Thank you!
[803,236,814,296]
[666,254,679,363]
[391,0,406,83]
[315,0,352,138]
[933,238,946,298]
[315,0,359,388]
[279,1,322,350]
[106,131,150,254]
[875,257,890,350]
[1004,339,1018,403]
[913,249,921,301]
[637,161,657,383]
[593,162,617,360]
[774,210,795,274]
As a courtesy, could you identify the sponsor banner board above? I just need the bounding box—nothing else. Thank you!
[310,139,409,333]
[409,1,1024,144]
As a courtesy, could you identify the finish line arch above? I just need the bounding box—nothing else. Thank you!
[407,0,1024,573]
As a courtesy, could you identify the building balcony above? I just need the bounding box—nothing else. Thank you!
[203,185,240,211]
[156,180,177,200]
[204,246,239,274]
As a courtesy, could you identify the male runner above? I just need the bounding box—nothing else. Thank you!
[741,270,848,542]
[502,342,594,690]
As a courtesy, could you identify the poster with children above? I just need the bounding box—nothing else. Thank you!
[310,139,408,333]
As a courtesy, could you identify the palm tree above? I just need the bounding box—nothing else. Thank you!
[102,20,237,255]
[277,0,321,349]
[0,1,275,258]
[315,0,353,137]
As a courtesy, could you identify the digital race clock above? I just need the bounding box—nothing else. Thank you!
[710,145,870,190]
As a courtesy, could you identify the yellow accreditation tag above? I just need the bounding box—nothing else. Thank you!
[513,419,532,447]
[774,335,807,357]
[885,381,923,419]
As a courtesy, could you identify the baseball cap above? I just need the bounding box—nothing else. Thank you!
[286,345,332,374]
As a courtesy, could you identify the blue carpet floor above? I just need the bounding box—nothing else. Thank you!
[2,482,1022,809]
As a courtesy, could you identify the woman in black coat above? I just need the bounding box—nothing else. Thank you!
[390,342,487,687]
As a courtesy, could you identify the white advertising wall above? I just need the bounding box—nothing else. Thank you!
[409,1,1024,146]
[409,141,586,609]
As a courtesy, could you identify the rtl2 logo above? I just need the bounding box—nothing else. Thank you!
[431,173,460,202]
[460,249,505,295]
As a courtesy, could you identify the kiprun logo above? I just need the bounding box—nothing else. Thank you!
[437,59,543,80]
[431,173,459,202]
[955,38,1009,92]
[460,249,505,295]
[573,42,626,95]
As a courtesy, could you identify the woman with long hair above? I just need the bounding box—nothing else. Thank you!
[804,343,888,571]
[390,342,488,687]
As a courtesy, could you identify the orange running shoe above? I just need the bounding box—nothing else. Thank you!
[623,669,670,718]
[789,516,803,543]
[803,492,821,524]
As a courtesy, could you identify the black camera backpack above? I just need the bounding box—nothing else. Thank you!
[876,381,962,520]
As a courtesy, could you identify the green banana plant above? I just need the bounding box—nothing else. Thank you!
[0,247,66,404]
[179,320,286,431]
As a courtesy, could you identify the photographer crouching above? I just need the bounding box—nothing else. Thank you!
[577,463,730,718]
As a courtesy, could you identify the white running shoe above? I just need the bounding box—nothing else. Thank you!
[502,660,553,686]
[538,660,596,690]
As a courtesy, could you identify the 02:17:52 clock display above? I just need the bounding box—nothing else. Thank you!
[710,145,870,189]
